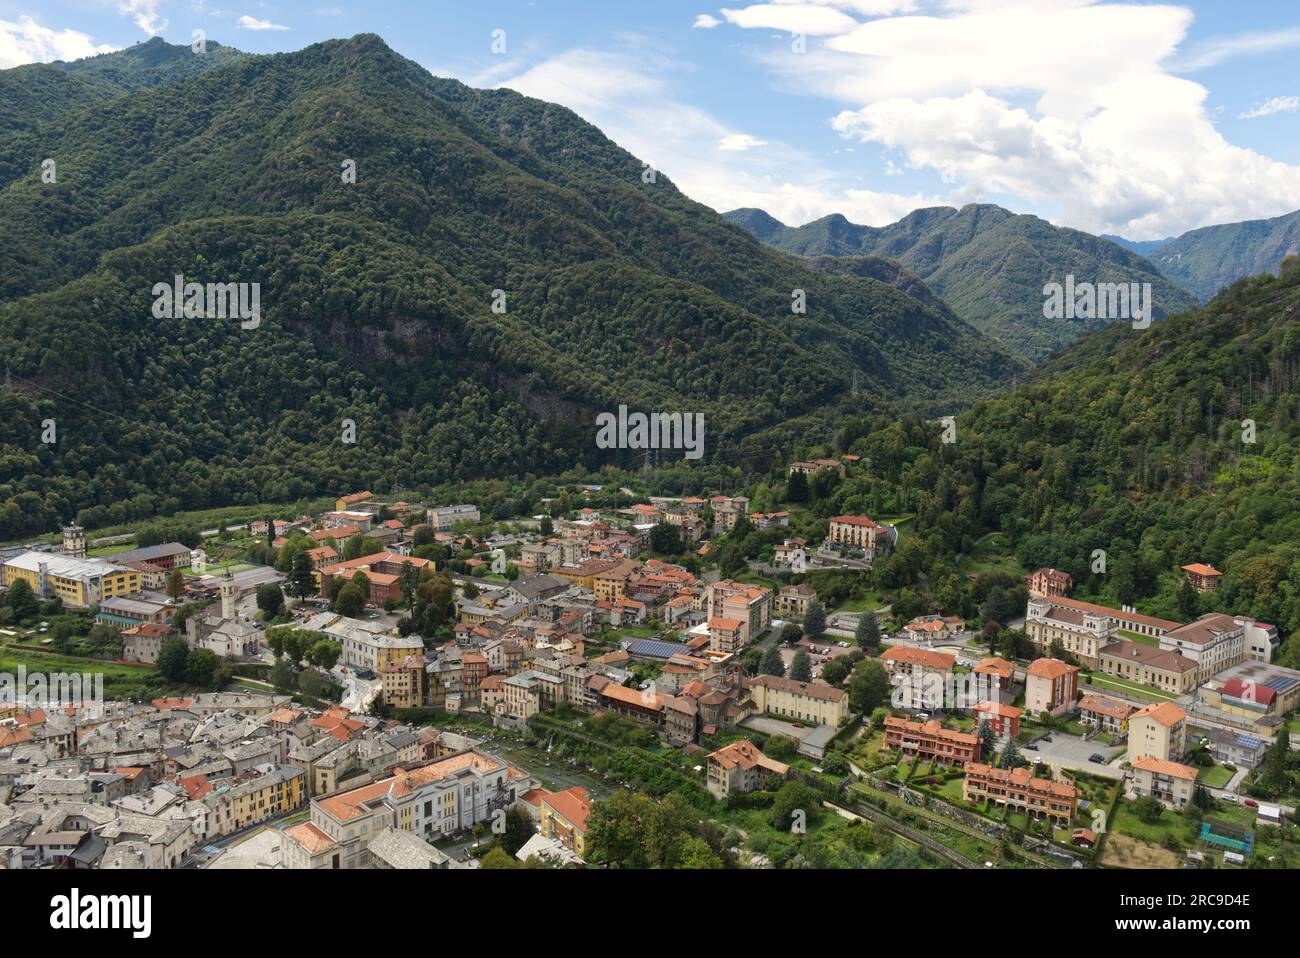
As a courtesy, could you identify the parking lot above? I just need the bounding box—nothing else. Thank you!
[1027,732,1125,778]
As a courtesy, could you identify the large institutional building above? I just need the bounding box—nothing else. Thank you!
[0,552,140,609]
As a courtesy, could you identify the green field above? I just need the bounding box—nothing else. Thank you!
[1080,672,1177,701]
[1197,764,1235,788]
[1117,629,1160,648]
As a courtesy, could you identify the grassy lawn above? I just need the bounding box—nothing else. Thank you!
[1117,629,1160,647]
[184,561,257,577]
[0,645,161,699]
[1197,764,1235,788]
[959,532,1028,578]
[831,593,888,614]
[1110,801,1198,848]
[88,543,134,557]
[1080,672,1177,701]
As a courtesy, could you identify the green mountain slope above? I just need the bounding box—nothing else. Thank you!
[725,204,1198,363]
[0,37,244,136]
[0,35,1020,539]
[1148,209,1300,303]
[821,257,1300,641]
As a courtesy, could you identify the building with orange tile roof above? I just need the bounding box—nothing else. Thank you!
[1181,563,1223,592]
[827,515,884,550]
[538,786,592,857]
[884,715,980,764]
[972,700,1024,738]
[1026,567,1074,598]
[706,739,790,798]
[748,674,849,726]
[706,580,772,649]
[1077,694,1134,734]
[283,749,530,869]
[1025,657,1078,716]
[963,763,1078,824]
[972,657,1015,691]
[1127,701,1187,763]
[881,645,956,711]
[1131,756,1198,807]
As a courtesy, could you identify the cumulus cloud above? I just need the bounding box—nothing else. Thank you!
[722,0,1300,237]
[693,14,722,29]
[0,16,116,68]
[117,0,167,36]
[498,47,951,226]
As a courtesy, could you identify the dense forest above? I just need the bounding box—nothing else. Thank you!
[0,34,1020,540]
[764,259,1300,643]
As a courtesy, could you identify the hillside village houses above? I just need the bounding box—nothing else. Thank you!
[6,484,1295,870]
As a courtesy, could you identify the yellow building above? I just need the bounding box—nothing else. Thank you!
[748,674,849,726]
[538,786,591,858]
[1127,701,1188,763]
[230,765,307,830]
[1,552,140,608]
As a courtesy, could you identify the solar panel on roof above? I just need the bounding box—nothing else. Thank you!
[629,639,686,659]
[1263,675,1299,692]
[1236,734,1264,749]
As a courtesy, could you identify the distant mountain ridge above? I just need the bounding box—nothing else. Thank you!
[1100,234,1174,257]
[725,204,1197,363]
[1145,209,1300,303]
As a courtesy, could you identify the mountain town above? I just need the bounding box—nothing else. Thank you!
[1,2,1298,921]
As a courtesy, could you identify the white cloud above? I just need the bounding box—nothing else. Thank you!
[693,14,722,29]
[718,133,768,151]
[237,15,290,31]
[721,4,862,36]
[1239,96,1300,120]
[117,0,167,36]
[0,16,116,68]
[1171,25,1300,72]
[498,47,950,227]
[721,0,1300,237]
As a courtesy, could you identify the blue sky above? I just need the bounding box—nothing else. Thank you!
[3,0,1299,238]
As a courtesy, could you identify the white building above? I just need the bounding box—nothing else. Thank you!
[428,504,480,531]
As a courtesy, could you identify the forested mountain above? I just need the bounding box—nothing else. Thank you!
[0,36,243,134]
[0,35,1020,538]
[810,257,1300,642]
[725,204,1198,363]
[1147,208,1300,303]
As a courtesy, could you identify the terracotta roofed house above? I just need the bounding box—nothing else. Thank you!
[1181,563,1223,592]
[706,739,790,798]
[1024,657,1078,716]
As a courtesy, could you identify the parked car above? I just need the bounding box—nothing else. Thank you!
[1221,793,1239,803]
[1245,799,1258,808]
[1088,753,1106,764]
